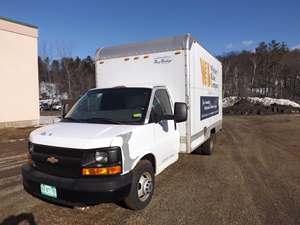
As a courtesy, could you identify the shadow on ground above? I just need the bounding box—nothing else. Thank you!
[0,213,37,225]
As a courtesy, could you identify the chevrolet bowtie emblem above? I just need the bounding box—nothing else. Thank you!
[47,156,59,164]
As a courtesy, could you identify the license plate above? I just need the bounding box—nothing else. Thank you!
[40,184,57,198]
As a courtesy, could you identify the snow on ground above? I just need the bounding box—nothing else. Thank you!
[40,82,68,100]
[223,97,300,108]
[39,116,60,125]
[248,97,300,108]
[222,96,240,108]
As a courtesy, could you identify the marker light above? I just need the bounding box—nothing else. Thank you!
[28,142,34,153]
[82,165,122,176]
[27,153,33,165]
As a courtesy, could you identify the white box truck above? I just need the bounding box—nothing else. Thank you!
[22,34,222,210]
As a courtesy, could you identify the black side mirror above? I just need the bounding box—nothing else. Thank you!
[174,102,187,123]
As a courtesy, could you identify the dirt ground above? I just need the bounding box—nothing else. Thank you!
[0,127,36,144]
[0,115,299,225]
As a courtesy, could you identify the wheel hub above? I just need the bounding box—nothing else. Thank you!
[143,180,153,194]
[137,172,153,202]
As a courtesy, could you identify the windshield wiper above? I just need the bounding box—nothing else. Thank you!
[62,117,82,123]
[82,117,121,124]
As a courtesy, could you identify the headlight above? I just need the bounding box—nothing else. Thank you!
[81,147,122,176]
[28,142,34,153]
[95,151,108,163]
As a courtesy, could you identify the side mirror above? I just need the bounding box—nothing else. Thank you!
[174,102,187,123]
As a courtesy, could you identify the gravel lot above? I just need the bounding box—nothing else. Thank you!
[0,115,299,225]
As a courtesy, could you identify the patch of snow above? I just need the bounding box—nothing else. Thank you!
[40,81,68,100]
[223,96,300,108]
[39,116,60,125]
[40,82,57,98]
[222,96,240,108]
[75,207,90,211]
[248,97,300,108]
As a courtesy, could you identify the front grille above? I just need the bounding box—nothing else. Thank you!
[34,162,81,178]
[32,144,84,178]
[34,144,83,158]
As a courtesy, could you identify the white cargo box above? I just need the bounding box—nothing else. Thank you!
[95,34,222,153]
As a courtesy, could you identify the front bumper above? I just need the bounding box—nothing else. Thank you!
[22,164,132,207]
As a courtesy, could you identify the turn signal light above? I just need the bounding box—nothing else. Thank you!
[82,165,122,176]
[27,153,33,165]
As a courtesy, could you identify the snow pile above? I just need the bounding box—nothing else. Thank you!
[223,97,300,108]
[248,97,300,108]
[222,96,240,108]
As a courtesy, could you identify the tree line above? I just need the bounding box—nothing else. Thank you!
[219,41,300,100]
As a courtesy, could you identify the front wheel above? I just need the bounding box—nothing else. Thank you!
[123,160,155,210]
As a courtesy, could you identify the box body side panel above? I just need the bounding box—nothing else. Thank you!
[189,42,222,151]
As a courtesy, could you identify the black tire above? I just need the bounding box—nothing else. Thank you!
[201,133,216,155]
[123,160,155,210]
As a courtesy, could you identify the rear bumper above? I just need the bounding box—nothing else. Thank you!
[22,164,131,207]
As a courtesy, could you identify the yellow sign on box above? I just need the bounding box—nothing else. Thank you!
[200,58,218,88]
[200,58,211,87]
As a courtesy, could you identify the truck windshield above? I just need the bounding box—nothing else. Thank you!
[63,88,152,125]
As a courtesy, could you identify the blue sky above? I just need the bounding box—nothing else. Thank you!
[1,0,300,58]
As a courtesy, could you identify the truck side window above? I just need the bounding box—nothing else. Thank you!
[149,89,172,123]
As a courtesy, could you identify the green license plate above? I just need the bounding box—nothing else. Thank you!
[40,184,57,198]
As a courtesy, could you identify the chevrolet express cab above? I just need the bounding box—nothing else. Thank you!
[22,34,222,210]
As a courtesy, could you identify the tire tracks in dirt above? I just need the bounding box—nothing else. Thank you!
[224,119,298,225]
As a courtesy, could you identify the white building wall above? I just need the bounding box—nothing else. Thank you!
[0,18,39,127]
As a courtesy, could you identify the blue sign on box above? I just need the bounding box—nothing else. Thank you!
[200,96,219,120]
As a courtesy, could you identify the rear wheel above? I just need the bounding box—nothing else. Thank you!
[201,133,216,155]
[124,160,154,210]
